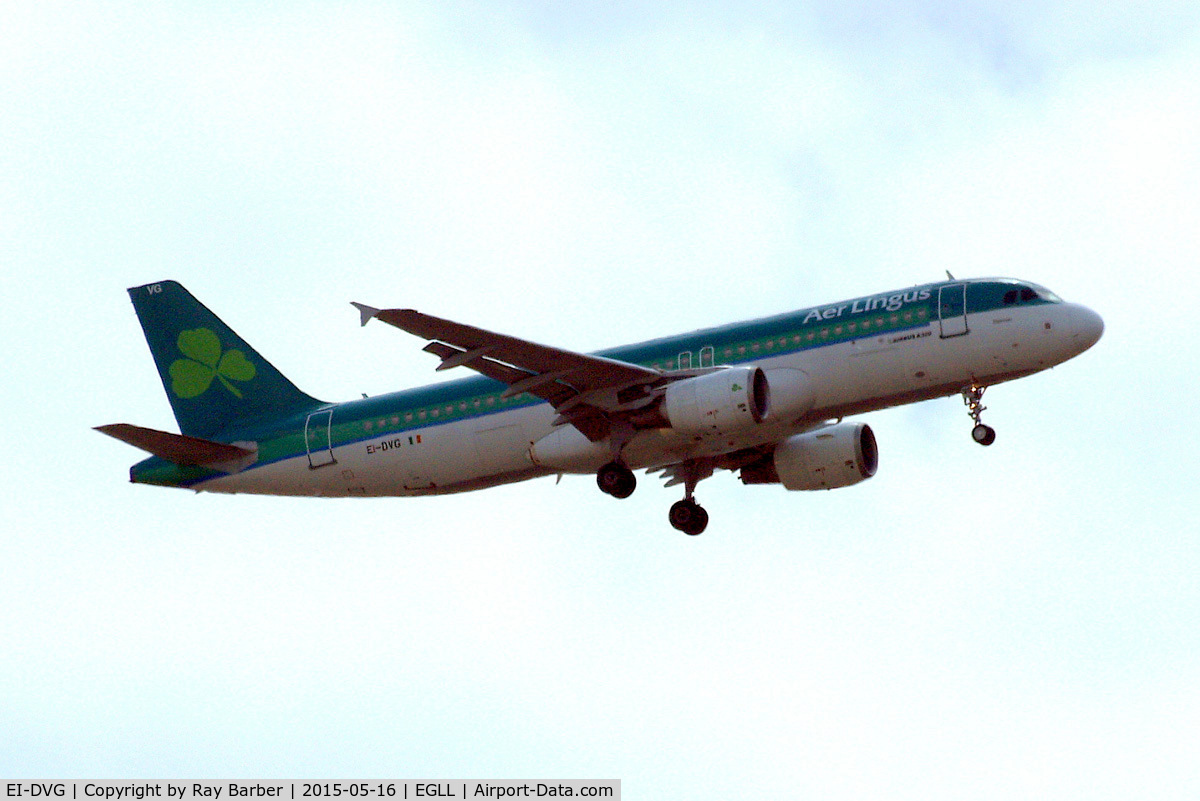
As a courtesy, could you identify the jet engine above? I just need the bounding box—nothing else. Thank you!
[662,366,769,436]
[740,422,878,491]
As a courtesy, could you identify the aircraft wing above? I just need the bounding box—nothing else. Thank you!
[353,304,665,440]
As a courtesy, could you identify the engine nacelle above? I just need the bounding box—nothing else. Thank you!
[663,366,768,436]
[741,422,878,491]
[761,368,816,424]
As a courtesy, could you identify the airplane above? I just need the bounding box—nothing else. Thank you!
[97,277,1103,535]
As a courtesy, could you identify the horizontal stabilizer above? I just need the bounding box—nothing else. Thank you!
[95,423,256,470]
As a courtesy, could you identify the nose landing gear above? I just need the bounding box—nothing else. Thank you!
[962,384,996,446]
[972,424,996,446]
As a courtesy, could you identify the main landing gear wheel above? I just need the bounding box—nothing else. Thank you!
[596,461,636,499]
[669,499,709,536]
[961,384,996,447]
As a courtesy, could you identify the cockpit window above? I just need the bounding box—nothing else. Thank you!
[1001,283,1062,305]
[1033,285,1062,303]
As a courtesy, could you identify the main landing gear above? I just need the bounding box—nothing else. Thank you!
[669,498,708,536]
[596,460,636,499]
[595,459,711,535]
[962,384,996,446]
[666,460,712,536]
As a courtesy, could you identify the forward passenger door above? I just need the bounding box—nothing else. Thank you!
[938,284,969,338]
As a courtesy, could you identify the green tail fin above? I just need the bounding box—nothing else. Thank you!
[128,280,323,438]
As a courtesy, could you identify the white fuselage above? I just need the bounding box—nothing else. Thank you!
[195,298,1099,499]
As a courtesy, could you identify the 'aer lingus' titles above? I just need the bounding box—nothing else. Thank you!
[802,288,933,325]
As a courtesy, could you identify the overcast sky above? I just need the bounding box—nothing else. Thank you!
[3,1,1199,797]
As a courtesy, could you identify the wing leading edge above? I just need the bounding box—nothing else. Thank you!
[353,304,665,440]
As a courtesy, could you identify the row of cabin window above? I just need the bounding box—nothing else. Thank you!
[359,393,530,431]
[654,308,928,370]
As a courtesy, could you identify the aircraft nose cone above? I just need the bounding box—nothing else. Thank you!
[1070,304,1104,353]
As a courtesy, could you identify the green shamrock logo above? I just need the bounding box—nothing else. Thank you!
[169,328,256,399]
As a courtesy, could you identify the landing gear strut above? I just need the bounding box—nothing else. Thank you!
[962,384,996,446]
[596,461,636,499]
